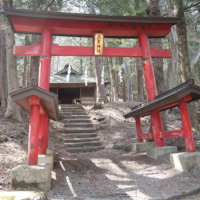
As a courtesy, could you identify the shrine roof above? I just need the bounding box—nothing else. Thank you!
[50,74,97,84]
[1,8,181,38]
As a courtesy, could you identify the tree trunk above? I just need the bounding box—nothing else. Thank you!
[30,35,41,84]
[88,1,108,103]
[174,0,199,131]
[107,57,118,102]
[4,1,23,121]
[136,39,145,102]
[94,57,108,102]
[124,57,130,102]
[22,56,27,87]
[121,67,126,102]
[27,62,31,86]
[0,14,5,107]
[146,0,167,132]
[166,26,179,90]
[190,44,200,71]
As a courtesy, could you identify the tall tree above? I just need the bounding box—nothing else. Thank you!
[88,1,108,103]
[105,40,118,102]
[30,35,41,83]
[4,0,23,121]
[0,12,6,107]
[173,0,199,130]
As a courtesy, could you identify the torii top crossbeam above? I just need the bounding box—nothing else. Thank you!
[3,8,180,38]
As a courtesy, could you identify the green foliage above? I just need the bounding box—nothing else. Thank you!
[95,0,147,16]
[16,133,24,139]
[14,0,63,11]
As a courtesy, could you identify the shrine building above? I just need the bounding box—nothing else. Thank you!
[50,64,108,105]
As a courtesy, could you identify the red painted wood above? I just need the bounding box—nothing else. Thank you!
[135,116,143,142]
[38,112,48,155]
[160,129,184,138]
[138,32,158,102]
[28,95,40,165]
[140,94,192,117]
[179,101,195,152]
[12,16,172,37]
[39,29,52,90]
[14,45,41,56]
[14,45,172,58]
[38,29,52,155]
[151,110,166,146]
[141,133,154,140]
[138,32,165,147]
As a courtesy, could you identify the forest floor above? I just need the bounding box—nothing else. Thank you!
[0,102,200,200]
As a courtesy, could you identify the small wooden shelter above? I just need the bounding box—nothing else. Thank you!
[49,64,107,105]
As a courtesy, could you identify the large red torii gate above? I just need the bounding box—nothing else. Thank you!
[3,8,181,165]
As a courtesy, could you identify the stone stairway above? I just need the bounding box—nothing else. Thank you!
[59,104,104,153]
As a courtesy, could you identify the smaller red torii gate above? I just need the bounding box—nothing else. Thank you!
[2,8,184,164]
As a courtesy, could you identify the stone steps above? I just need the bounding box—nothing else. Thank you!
[62,112,87,116]
[61,127,95,133]
[59,104,82,108]
[63,115,89,119]
[58,104,104,153]
[61,133,98,138]
[64,123,93,127]
[66,146,105,153]
[62,137,100,143]
[65,141,102,148]
[63,118,91,123]
[61,109,85,112]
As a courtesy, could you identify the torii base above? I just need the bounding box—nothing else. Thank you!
[131,142,155,153]
[170,152,200,173]
[24,154,54,170]
[147,146,177,159]
[11,164,51,192]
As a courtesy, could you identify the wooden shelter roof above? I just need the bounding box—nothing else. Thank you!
[123,80,200,119]
[1,8,181,38]
[9,86,59,121]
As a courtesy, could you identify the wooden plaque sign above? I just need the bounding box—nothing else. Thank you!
[94,33,104,55]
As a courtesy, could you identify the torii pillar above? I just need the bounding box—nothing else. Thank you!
[37,29,52,155]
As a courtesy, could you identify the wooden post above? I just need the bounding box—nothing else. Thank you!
[179,101,195,152]
[138,32,165,147]
[38,28,52,155]
[28,95,40,165]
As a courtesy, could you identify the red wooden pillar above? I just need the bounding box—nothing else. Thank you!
[138,32,165,147]
[28,95,40,165]
[151,110,166,146]
[179,101,195,152]
[135,116,143,142]
[38,28,52,154]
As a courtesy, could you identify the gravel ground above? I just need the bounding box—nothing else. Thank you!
[0,103,200,200]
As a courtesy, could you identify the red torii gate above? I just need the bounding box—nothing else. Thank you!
[3,8,181,165]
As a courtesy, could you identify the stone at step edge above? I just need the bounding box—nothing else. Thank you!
[64,123,93,127]
[62,115,89,119]
[63,119,91,123]
[65,141,102,148]
[62,137,100,143]
[60,133,97,138]
[66,146,105,153]
[61,108,85,111]
[62,112,87,116]
[60,128,95,133]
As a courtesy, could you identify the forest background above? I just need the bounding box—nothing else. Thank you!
[0,0,200,131]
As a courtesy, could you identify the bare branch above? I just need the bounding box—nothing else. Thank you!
[184,2,200,11]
